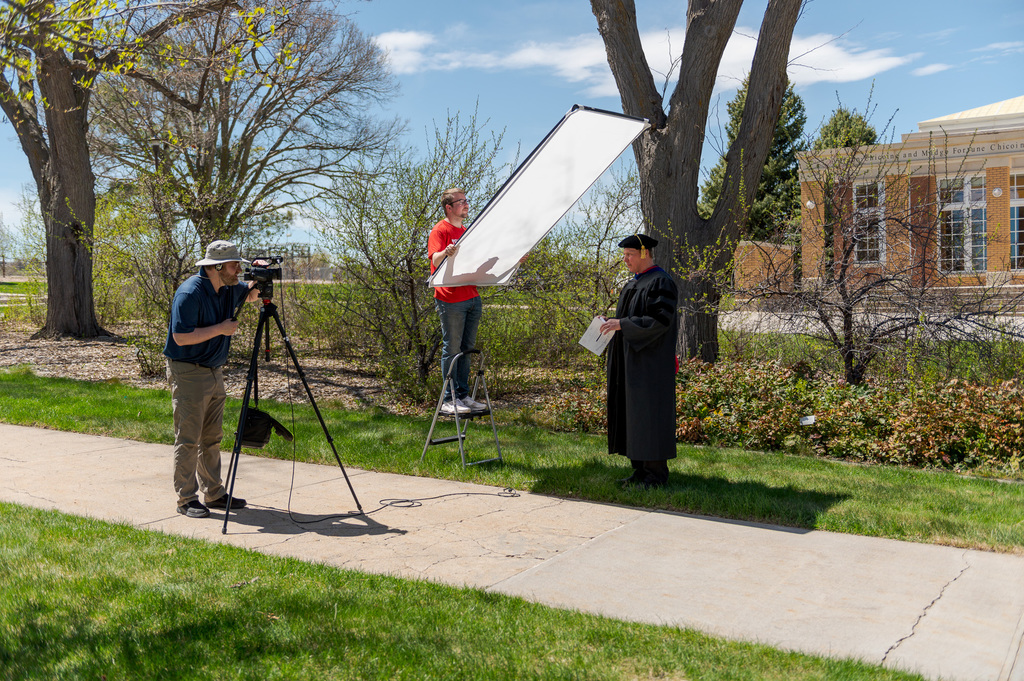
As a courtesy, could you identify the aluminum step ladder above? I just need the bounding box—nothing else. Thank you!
[421,349,502,467]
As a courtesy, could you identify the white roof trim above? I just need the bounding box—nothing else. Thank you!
[918,95,1024,133]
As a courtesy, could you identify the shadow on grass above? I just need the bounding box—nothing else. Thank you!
[504,456,850,531]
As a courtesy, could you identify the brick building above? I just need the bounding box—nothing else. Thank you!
[798,95,1024,292]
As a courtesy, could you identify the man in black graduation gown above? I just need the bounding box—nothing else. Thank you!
[600,234,679,489]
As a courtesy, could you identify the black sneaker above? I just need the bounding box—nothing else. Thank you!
[207,494,246,510]
[177,500,210,518]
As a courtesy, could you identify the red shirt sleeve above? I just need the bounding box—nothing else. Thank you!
[428,221,449,274]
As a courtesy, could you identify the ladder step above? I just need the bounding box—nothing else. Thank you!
[441,409,489,418]
[429,435,465,445]
[466,456,501,466]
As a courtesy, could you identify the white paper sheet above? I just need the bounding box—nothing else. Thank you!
[578,316,613,355]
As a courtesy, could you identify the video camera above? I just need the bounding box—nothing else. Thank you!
[244,255,283,298]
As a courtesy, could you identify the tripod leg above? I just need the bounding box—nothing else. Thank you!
[263,315,272,362]
[265,304,364,514]
[222,303,272,534]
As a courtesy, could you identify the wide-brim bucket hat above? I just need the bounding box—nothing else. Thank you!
[196,240,251,266]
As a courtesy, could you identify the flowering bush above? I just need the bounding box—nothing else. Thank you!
[550,384,607,433]
[548,360,1024,477]
[882,380,1024,471]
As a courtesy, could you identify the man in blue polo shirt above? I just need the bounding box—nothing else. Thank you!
[164,240,260,518]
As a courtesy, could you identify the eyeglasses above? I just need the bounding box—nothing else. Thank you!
[451,199,470,206]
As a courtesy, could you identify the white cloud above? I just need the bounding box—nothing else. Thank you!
[912,63,952,77]
[973,41,1024,54]
[372,26,921,99]
[373,28,615,93]
[786,34,917,86]
[919,28,958,43]
[373,31,438,74]
[503,37,609,85]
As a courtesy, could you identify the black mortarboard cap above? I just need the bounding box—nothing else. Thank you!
[617,234,659,250]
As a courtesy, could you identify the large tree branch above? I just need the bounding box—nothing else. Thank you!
[589,0,666,128]
[717,0,802,227]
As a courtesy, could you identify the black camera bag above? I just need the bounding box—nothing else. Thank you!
[240,408,293,449]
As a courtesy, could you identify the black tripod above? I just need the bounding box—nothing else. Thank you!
[221,295,363,534]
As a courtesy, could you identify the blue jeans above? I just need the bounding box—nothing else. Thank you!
[435,296,483,401]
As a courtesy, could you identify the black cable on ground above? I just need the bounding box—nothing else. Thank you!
[269,274,521,526]
[285,487,521,525]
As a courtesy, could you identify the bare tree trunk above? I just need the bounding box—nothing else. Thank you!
[0,47,106,338]
[39,178,104,338]
[34,49,106,338]
[592,0,802,362]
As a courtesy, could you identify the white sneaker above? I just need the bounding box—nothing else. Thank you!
[441,400,470,415]
[461,396,487,411]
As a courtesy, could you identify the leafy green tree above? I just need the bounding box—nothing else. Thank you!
[90,0,400,245]
[316,110,510,399]
[12,186,45,278]
[0,0,264,338]
[699,79,807,241]
[91,174,202,333]
[812,107,878,150]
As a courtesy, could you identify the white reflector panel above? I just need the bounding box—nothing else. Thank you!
[429,105,649,287]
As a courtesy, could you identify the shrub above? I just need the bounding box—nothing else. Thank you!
[549,359,1024,477]
[882,380,1024,471]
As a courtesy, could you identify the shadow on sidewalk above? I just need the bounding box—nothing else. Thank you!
[215,505,406,538]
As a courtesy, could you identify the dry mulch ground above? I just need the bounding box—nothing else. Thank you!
[0,326,558,416]
[0,328,391,412]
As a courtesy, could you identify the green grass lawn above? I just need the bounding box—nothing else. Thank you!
[0,280,45,301]
[2,366,1023,553]
[0,502,924,680]
[0,280,42,295]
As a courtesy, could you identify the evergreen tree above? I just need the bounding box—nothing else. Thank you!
[813,108,878,150]
[699,78,807,241]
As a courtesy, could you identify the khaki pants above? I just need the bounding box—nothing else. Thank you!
[167,359,227,507]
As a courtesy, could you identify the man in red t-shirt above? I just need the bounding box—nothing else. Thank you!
[428,187,486,415]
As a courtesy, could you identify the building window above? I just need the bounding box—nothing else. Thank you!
[855,182,880,209]
[939,176,986,273]
[853,182,884,264]
[1011,174,1024,200]
[1012,175,1024,269]
[1013,207,1024,269]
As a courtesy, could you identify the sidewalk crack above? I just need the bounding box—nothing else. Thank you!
[883,553,970,663]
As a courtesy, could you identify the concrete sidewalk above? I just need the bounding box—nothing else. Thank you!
[1,422,1022,681]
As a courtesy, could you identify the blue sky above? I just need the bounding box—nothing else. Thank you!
[1,0,1022,234]
[350,0,1023,150]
